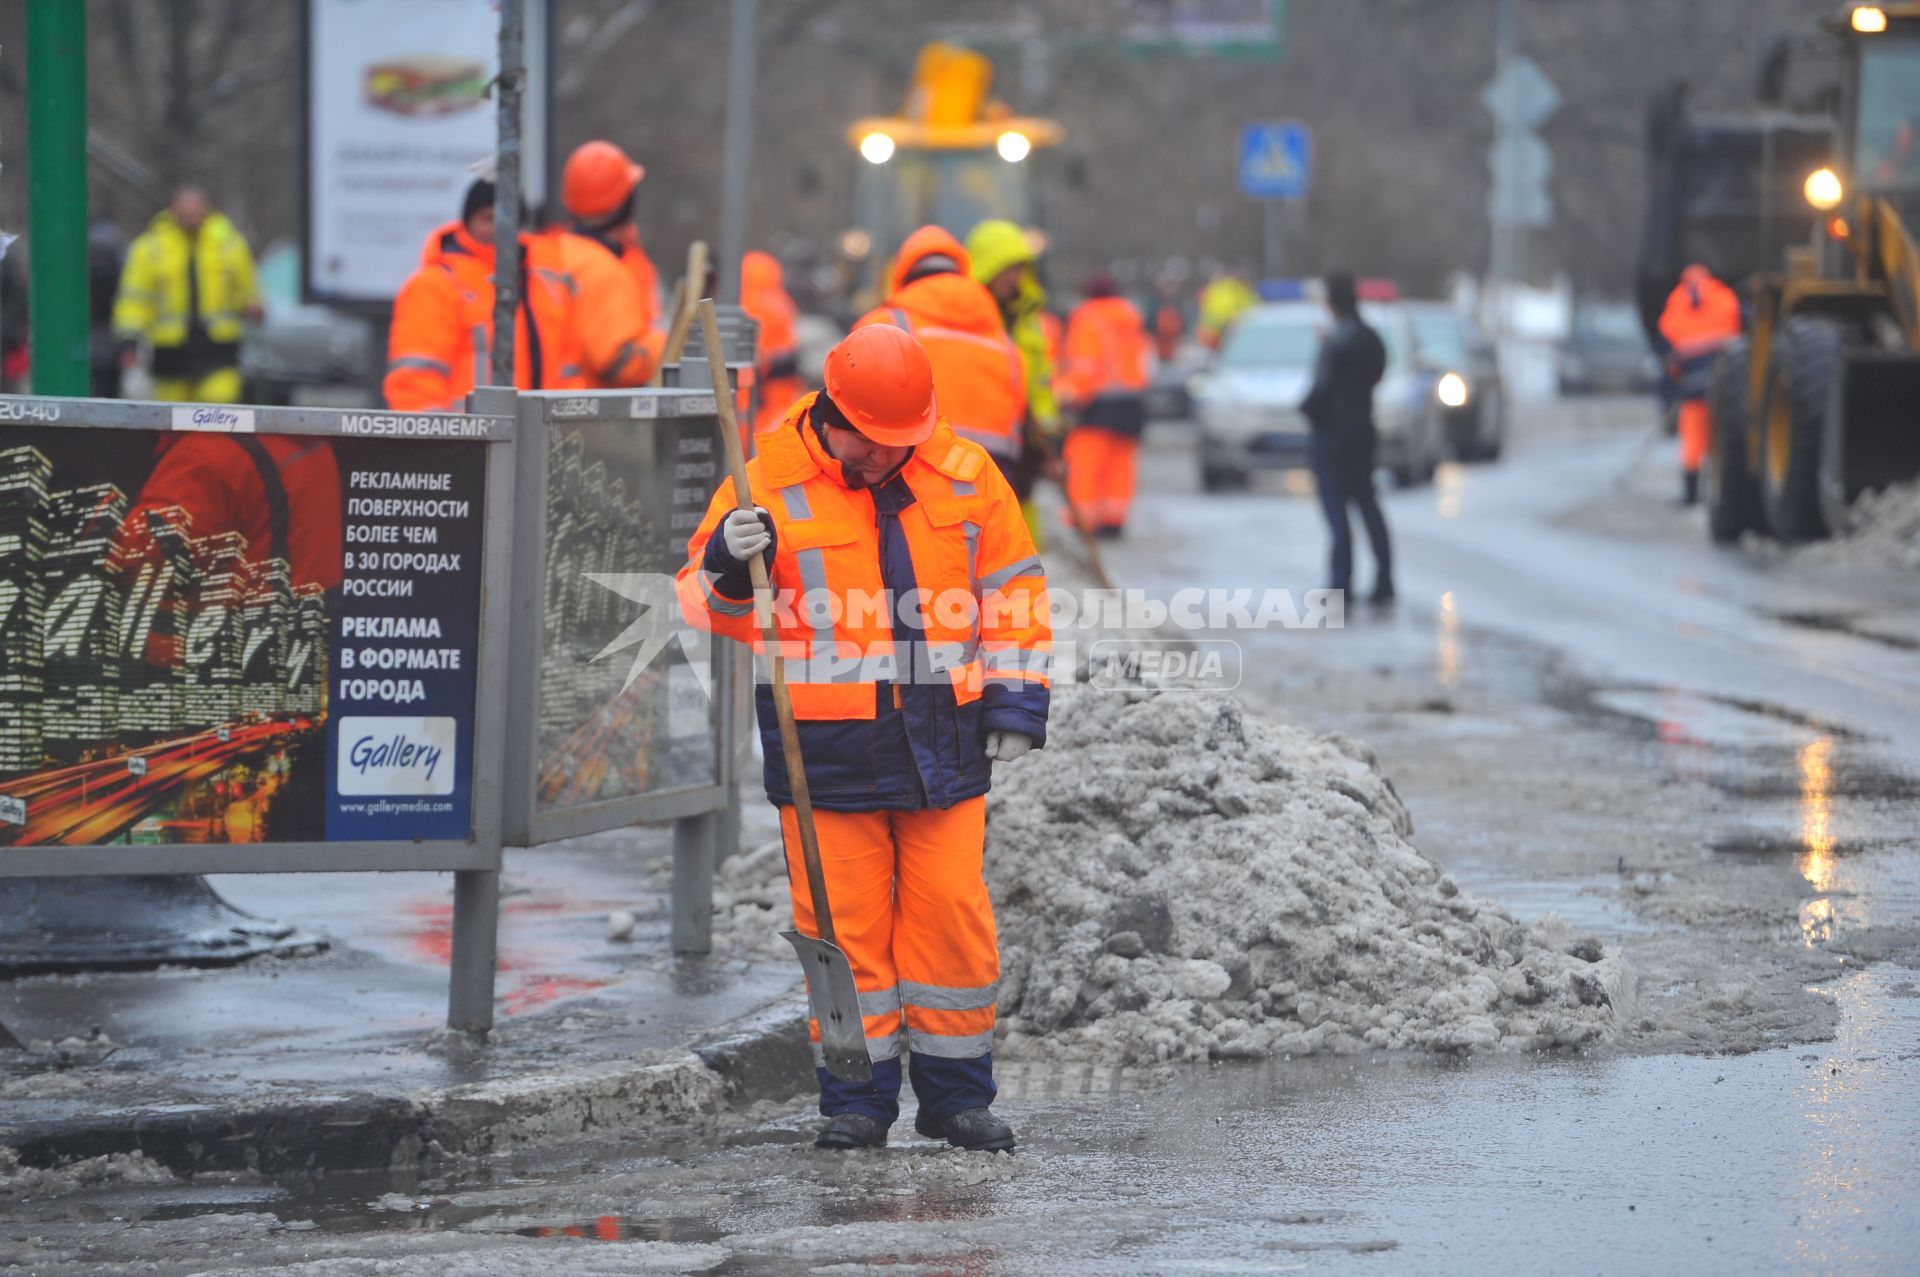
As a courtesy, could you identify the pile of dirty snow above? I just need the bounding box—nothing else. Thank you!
[986,691,1628,1063]
[0,1146,175,1196]
[1797,479,1920,572]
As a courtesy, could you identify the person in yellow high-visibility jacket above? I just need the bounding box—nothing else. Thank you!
[113,188,259,403]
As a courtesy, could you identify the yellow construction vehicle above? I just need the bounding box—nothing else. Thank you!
[1708,2,1920,541]
[843,44,1064,306]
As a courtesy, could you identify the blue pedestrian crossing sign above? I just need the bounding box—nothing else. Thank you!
[1239,122,1311,200]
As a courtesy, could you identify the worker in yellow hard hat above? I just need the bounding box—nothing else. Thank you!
[966,219,1060,546]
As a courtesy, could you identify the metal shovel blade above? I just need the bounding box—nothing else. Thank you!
[781,929,872,1084]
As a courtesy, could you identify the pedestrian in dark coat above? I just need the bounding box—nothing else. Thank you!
[1299,272,1394,602]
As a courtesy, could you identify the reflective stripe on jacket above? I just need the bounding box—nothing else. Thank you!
[384,222,580,411]
[676,393,1051,812]
[113,210,257,349]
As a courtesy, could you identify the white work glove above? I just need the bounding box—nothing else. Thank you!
[985,731,1034,763]
[721,506,775,562]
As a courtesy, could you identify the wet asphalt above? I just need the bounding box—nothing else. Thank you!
[7,396,1919,1275]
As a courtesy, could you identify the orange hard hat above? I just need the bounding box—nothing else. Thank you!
[822,325,939,447]
[562,140,645,221]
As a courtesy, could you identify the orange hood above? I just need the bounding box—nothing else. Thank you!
[742,250,784,292]
[881,228,1003,337]
[888,225,973,294]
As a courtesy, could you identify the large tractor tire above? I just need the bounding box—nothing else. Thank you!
[1760,317,1842,541]
[1705,341,1758,544]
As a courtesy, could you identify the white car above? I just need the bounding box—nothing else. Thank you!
[1188,301,1444,490]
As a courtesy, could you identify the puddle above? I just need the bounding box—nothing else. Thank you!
[510,1213,728,1245]
[1585,687,1850,750]
[1771,610,1920,653]
[1447,868,1662,935]
[1708,833,1884,863]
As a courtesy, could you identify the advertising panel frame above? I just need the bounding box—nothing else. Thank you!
[501,388,737,857]
[0,394,516,880]
[0,391,516,1029]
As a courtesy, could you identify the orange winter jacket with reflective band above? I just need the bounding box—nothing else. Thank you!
[1058,295,1151,404]
[677,393,1051,812]
[385,222,581,411]
[855,227,1026,460]
[553,230,662,387]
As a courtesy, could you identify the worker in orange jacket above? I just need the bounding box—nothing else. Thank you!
[1658,263,1743,505]
[1057,276,1151,538]
[1152,278,1186,363]
[854,226,1027,481]
[677,324,1050,1154]
[384,180,582,411]
[554,140,664,387]
[741,250,803,433]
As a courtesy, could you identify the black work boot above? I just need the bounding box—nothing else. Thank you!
[1681,471,1700,506]
[915,1106,1016,1152]
[815,1113,889,1150]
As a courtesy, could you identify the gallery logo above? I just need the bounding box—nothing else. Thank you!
[171,405,256,433]
[337,716,457,795]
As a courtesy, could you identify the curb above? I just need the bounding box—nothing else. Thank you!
[0,993,809,1180]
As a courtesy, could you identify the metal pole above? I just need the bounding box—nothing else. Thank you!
[490,0,525,387]
[717,0,759,306]
[448,869,501,1031]
[1263,202,1283,281]
[1490,0,1518,325]
[671,811,716,954]
[25,0,90,397]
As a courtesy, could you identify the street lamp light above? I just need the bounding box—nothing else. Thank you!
[996,130,1032,163]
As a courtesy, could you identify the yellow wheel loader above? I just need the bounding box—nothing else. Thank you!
[1708,3,1920,542]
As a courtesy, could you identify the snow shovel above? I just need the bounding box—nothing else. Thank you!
[698,300,871,1085]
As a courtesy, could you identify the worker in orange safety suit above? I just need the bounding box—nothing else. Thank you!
[1658,263,1744,505]
[384,180,582,411]
[555,140,664,387]
[741,250,803,433]
[1057,275,1152,538]
[854,226,1027,479]
[677,324,1050,1154]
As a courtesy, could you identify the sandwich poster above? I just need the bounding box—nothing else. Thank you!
[304,0,549,306]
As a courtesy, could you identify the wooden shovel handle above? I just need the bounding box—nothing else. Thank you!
[697,298,838,949]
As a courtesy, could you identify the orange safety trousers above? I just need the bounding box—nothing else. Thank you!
[1062,427,1141,530]
[1679,400,1711,474]
[779,796,998,1071]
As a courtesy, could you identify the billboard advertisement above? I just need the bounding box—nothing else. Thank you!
[0,413,489,848]
[529,396,724,826]
[303,0,550,306]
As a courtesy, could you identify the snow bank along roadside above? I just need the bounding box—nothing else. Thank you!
[705,688,1628,1066]
[988,690,1629,1063]
[1795,479,1920,573]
